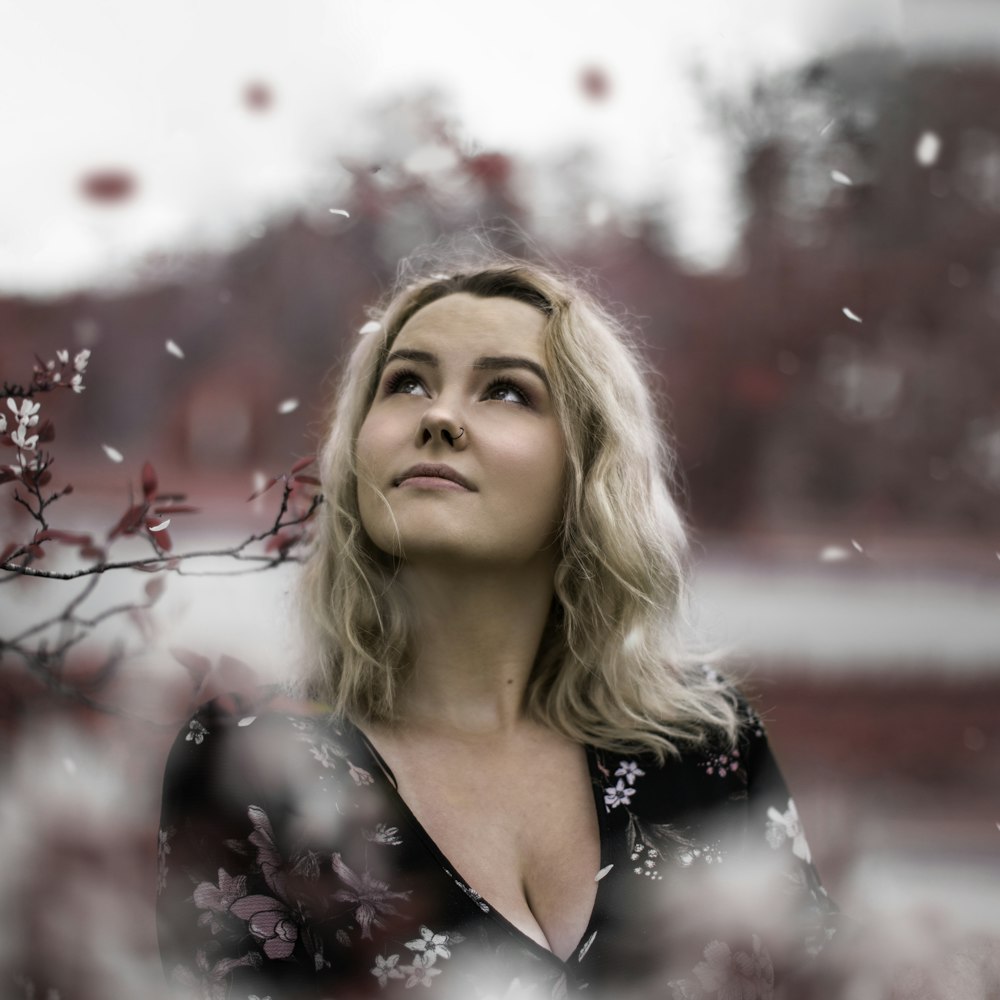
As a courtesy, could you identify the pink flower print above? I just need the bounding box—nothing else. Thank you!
[614,760,646,786]
[247,805,287,898]
[604,779,636,809]
[348,761,374,786]
[193,868,248,933]
[171,948,260,1000]
[230,894,300,959]
[331,852,411,939]
[691,936,774,999]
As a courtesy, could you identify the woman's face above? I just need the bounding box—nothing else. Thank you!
[355,292,566,571]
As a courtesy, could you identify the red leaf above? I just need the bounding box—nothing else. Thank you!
[0,469,18,486]
[265,532,289,553]
[80,168,136,203]
[62,484,74,495]
[151,528,173,552]
[142,461,158,500]
[37,420,55,443]
[153,504,199,515]
[290,455,316,475]
[80,546,105,561]
[145,576,166,601]
[108,504,146,539]
[37,470,52,487]
[292,474,321,487]
[247,476,279,502]
[27,544,45,559]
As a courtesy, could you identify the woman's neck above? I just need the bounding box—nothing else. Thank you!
[392,560,556,738]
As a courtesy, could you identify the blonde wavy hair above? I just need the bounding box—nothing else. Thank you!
[297,244,738,759]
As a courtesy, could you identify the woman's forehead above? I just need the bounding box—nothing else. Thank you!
[394,292,548,357]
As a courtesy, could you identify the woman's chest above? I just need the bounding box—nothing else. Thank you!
[377,733,603,961]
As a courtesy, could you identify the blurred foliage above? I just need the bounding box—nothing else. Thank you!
[1,47,999,542]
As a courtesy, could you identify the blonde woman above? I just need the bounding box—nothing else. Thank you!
[157,250,836,999]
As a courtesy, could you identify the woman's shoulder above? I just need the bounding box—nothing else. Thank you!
[162,688,374,806]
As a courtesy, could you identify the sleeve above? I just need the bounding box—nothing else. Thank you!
[738,702,841,981]
[155,701,306,999]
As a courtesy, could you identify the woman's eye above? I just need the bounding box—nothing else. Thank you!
[485,380,530,406]
[384,369,426,396]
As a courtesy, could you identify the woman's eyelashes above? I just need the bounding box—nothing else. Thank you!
[382,367,533,407]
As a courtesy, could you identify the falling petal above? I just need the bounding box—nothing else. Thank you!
[277,398,299,415]
[851,539,864,553]
[102,444,124,463]
[819,118,836,136]
[819,546,850,563]
[149,519,171,532]
[328,208,350,218]
[842,307,862,323]
[595,864,614,882]
[165,339,185,359]
[358,320,381,336]
[238,716,258,727]
[831,170,853,186]
[915,131,941,167]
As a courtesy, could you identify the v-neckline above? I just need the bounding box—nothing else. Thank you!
[345,718,614,969]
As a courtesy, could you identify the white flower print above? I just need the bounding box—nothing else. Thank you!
[309,743,339,769]
[614,760,646,786]
[349,761,375,786]
[400,953,442,988]
[371,953,404,987]
[765,797,811,862]
[186,719,208,744]
[156,827,173,894]
[364,823,403,846]
[405,925,462,964]
[604,779,636,809]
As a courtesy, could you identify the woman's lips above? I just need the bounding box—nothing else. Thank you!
[396,476,471,491]
[393,463,476,490]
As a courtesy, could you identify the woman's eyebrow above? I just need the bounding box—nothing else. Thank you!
[383,349,550,389]
[473,355,550,389]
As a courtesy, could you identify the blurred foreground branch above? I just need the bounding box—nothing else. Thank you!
[1,349,322,714]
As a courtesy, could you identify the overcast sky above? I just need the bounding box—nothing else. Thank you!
[0,0,975,298]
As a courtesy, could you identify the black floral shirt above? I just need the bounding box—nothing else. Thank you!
[157,690,837,1000]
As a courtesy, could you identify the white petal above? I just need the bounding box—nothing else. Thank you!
[595,864,614,882]
[358,320,382,336]
[819,545,849,562]
[328,208,350,218]
[165,339,185,359]
[831,169,853,186]
[277,398,299,414]
[851,539,864,553]
[915,130,941,167]
[238,716,257,727]
[102,444,124,463]
[842,307,862,323]
[149,519,171,532]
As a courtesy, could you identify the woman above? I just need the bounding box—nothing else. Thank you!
[157,249,836,999]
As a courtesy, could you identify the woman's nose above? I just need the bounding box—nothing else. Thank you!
[416,405,468,449]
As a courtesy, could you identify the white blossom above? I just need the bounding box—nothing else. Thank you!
[73,349,91,373]
[102,444,124,463]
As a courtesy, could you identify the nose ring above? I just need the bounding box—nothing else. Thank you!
[452,427,465,440]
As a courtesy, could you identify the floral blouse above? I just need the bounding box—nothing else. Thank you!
[157,689,837,1000]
